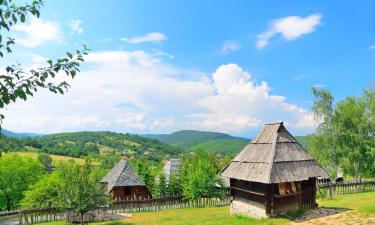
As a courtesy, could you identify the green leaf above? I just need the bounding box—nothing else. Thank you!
[4,12,10,19]
[12,14,17,23]
[20,14,25,23]
[66,52,73,59]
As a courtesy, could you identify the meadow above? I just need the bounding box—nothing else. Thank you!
[22,192,375,225]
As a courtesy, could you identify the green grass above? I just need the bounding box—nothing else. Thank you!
[27,207,289,225]
[317,191,375,215]
[7,152,100,165]
[29,192,375,225]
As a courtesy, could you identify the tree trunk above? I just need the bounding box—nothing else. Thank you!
[80,212,84,225]
[6,195,11,211]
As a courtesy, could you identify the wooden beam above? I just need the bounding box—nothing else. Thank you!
[230,186,266,196]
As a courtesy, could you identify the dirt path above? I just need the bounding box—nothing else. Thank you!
[292,208,375,225]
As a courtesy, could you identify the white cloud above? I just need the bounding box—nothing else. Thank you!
[256,14,322,49]
[68,19,83,34]
[13,17,62,47]
[3,51,316,136]
[368,45,375,50]
[121,32,166,44]
[219,40,241,54]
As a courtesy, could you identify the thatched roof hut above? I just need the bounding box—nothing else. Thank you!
[221,121,329,218]
[101,160,151,201]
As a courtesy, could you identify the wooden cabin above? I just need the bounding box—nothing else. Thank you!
[101,160,151,201]
[221,121,329,218]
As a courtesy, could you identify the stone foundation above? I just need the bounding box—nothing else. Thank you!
[230,200,268,219]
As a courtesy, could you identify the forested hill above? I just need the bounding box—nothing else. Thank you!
[1,131,181,162]
[1,129,44,138]
[141,130,250,155]
[141,130,311,155]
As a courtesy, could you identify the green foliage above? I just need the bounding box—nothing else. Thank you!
[153,130,249,154]
[56,159,108,224]
[19,131,181,160]
[0,0,89,156]
[37,152,52,171]
[100,153,121,169]
[168,173,182,196]
[21,172,62,209]
[155,172,167,197]
[192,139,247,155]
[180,149,224,200]
[310,86,375,179]
[21,160,108,212]
[134,160,155,193]
[0,153,44,210]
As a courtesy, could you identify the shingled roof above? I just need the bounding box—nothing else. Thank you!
[220,121,329,184]
[101,160,146,192]
[163,159,181,178]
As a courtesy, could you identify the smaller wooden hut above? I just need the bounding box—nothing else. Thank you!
[101,160,151,201]
[221,121,329,218]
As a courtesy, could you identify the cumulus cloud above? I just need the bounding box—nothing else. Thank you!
[121,32,166,44]
[68,19,84,34]
[256,14,322,49]
[219,40,241,54]
[13,17,62,47]
[3,51,316,136]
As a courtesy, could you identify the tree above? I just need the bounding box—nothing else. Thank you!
[310,86,375,180]
[100,153,120,170]
[0,154,44,210]
[310,87,340,177]
[155,172,167,197]
[135,160,155,193]
[37,152,53,171]
[168,173,182,196]
[179,149,224,200]
[57,159,108,225]
[0,0,89,156]
[334,93,374,180]
[21,172,62,210]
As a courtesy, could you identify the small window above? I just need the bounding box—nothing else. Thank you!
[124,186,131,195]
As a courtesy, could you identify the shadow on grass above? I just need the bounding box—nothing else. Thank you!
[102,221,134,225]
[281,207,350,223]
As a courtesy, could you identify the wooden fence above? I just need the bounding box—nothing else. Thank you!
[318,181,375,197]
[13,196,230,224]
[18,208,66,225]
[110,195,231,213]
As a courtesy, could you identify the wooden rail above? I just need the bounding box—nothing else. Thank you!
[7,195,231,224]
[318,181,375,197]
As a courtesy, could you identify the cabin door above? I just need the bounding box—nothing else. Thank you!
[300,178,317,209]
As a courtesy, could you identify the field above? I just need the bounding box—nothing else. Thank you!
[6,152,100,165]
[24,192,375,225]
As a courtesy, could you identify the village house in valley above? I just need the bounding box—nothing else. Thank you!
[101,160,152,201]
[221,121,329,218]
[162,159,181,182]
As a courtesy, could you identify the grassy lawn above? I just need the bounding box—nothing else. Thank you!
[317,191,375,216]
[27,192,375,225]
[7,152,100,165]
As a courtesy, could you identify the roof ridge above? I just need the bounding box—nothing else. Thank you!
[265,124,280,183]
[265,121,283,125]
[113,160,126,186]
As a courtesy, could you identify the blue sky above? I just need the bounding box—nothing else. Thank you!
[3,0,375,137]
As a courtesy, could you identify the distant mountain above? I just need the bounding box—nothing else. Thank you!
[141,130,250,155]
[1,129,44,138]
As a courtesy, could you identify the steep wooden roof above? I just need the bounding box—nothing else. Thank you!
[220,121,329,184]
[101,160,146,192]
[163,159,181,178]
